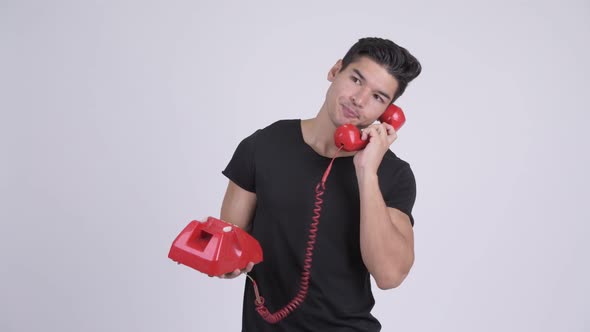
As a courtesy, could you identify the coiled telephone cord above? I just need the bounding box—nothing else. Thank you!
[247,147,342,324]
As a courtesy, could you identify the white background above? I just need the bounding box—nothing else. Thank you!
[1,0,589,331]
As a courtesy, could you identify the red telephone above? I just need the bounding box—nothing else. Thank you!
[334,104,406,151]
[168,217,263,276]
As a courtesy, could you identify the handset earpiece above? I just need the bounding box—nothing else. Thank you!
[378,103,405,131]
[334,104,406,152]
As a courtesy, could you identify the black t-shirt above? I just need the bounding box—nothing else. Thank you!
[222,120,416,332]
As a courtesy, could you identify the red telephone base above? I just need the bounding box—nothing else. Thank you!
[168,217,263,276]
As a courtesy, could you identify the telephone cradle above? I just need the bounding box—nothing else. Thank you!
[168,217,263,276]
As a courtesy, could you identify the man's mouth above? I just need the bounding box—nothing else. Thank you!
[341,105,359,119]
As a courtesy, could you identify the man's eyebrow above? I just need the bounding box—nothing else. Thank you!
[353,68,392,101]
[353,68,366,81]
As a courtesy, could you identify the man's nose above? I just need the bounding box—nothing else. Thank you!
[352,88,370,107]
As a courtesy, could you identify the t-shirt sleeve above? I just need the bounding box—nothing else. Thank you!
[221,130,260,193]
[382,164,417,226]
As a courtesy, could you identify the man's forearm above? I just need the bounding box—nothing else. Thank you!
[358,172,414,290]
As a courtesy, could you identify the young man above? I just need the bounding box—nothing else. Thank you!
[219,37,421,331]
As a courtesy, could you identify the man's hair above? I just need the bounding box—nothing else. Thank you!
[341,37,422,102]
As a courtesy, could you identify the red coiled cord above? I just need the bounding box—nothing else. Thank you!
[247,147,342,324]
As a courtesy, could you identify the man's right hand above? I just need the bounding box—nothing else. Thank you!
[209,261,255,279]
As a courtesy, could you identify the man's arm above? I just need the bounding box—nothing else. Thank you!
[215,180,257,278]
[220,180,257,230]
[357,173,415,290]
[354,123,415,290]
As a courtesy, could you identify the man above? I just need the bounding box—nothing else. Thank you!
[218,37,421,331]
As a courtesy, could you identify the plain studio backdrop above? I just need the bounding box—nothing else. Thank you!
[1,0,589,331]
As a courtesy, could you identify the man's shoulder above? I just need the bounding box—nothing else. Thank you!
[241,119,297,139]
[239,119,301,150]
[247,119,300,142]
[259,119,300,133]
[380,150,412,175]
[383,150,410,165]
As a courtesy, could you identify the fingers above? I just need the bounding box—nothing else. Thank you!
[361,125,382,140]
[360,127,368,141]
[382,123,398,144]
[361,123,396,141]
[220,268,242,279]
[210,262,256,279]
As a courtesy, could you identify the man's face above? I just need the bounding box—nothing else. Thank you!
[325,56,399,128]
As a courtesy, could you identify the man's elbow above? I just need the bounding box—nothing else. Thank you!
[373,258,414,290]
[374,271,409,290]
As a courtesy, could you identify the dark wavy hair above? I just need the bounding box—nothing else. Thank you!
[341,37,422,102]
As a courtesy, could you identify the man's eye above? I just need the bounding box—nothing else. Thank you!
[351,77,361,85]
[374,94,384,103]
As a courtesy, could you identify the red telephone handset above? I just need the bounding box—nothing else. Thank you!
[334,104,406,152]
[168,217,263,276]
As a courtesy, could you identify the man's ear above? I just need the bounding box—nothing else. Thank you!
[327,59,343,82]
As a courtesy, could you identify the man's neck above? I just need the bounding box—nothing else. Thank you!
[300,112,356,158]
